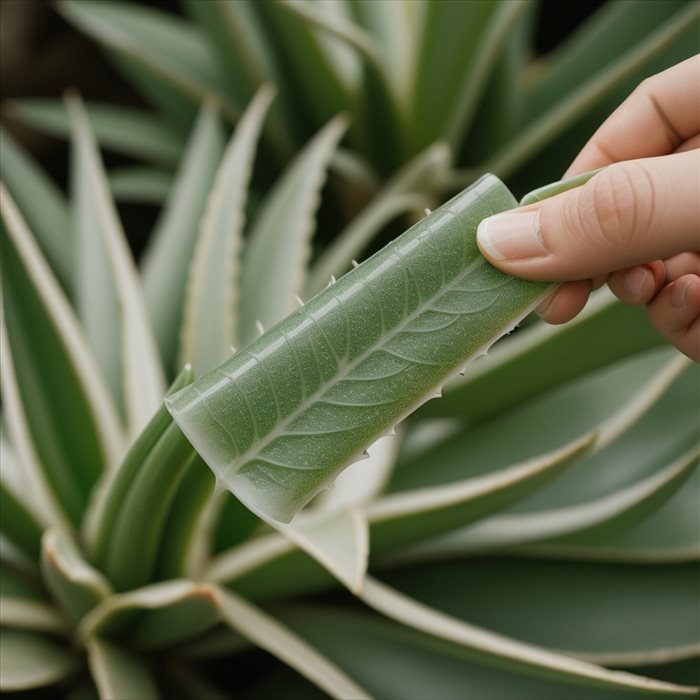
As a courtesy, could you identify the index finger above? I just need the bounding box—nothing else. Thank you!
[565,56,700,176]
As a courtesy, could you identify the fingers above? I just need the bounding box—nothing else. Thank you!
[607,260,666,305]
[477,150,700,281]
[647,274,700,361]
[536,280,592,324]
[565,56,700,175]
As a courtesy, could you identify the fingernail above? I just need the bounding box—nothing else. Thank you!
[623,267,649,298]
[672,279,690,309]
[477,211,547,261]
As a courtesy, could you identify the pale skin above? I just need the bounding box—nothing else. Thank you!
[477,56,700,361]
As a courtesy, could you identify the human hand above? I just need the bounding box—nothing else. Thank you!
[477,56,700,361]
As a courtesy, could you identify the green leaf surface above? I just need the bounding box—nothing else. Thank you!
[108,166,172,204]
[58,0,234,126]
[168,175,551,522]
[85,365,194,562]
[0,436,43,557]
[523,0,688,124]
[140,102,225,372]
[238,115,348,345]
[407,0,499,152]
[6,99,184,167]
[103,422,196,591]
[1,186,123,527]
[278,605,697,700]
[0,597,67,633]
[359,577,698,696]
[0,629,77,692]
[68,95,165,437]
[384,558,700,667]
[424,289,666,422]
[368,433,594,555]
[256,1,353,130]
[305,142,451,296]
[214,585,370,699]
[0,128,72,292]
[78,580,219,650]
[525,468,700,563]
[86,637,159,700]
[180,85,274,374]
[41,529,112,624]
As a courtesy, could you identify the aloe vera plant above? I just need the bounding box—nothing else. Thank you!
[1,1,699,698]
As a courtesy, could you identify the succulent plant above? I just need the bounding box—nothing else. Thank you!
[1,1,699,698]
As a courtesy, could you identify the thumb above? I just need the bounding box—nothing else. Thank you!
[477,150,700,281]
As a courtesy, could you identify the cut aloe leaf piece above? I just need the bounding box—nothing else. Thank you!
[167,174,551,522]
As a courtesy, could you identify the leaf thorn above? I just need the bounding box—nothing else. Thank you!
[255,320,265,336]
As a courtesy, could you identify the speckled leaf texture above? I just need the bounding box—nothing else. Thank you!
[166,175,551,522]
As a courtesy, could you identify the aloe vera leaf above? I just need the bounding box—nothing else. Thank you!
[140,102,224,372]
[103,422,196,591]
[407,0,502,153]
[108,167,172,204]
[85,365,194,563]
[278,604,696,700]
[78,580,218,650]
[255,1,353,129]
[305,142,451,296]
[238,115,348,345]
[359,577,698,696]
[180,85,274,374]
[67,94,166,437]
[0,186,124,527]
[213,585,370,700]
[156,455,215,581]
[57,1,234,128]
[0,629,77,692]
[168,174,551,522]
[523,0,687,125]
[0,436,43,557]
[0,598,67,634]
[86,637,159,700]
[384,557,700,668]
[479,3,700,181]
[5,99,184,167]
[41,529,111,624]
[182,0,294,159]
[423,289,666,422]
[0,128,72,291]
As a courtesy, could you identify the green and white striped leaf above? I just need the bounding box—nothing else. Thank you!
[359,576,698,696]
[238,115,348,345]
[141,102,225,371]
[0,185,123,527]
[85,365,194,563]
[0,597,67,634]
[108,167,172,204]
[306,142,451,296]
[180,85,274,374]
[214,585,370,700]
[58,0,234,127]
[383,558,700,667]
[86,637,159,700]
[425,289,666,423]
[6,99,184,167]
[168,175,552,523]
[278,605,696,700]
[0,128,72,291]
[368,433,594,555]
[0,629,77,692]
[67,95,165,437]
[0,437,43,558]
[524,468,700,563]
[41,529,112,624]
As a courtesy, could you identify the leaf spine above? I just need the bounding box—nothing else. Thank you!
[255,320,265,336]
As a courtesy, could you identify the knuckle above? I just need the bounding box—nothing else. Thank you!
[574,164,655,250]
